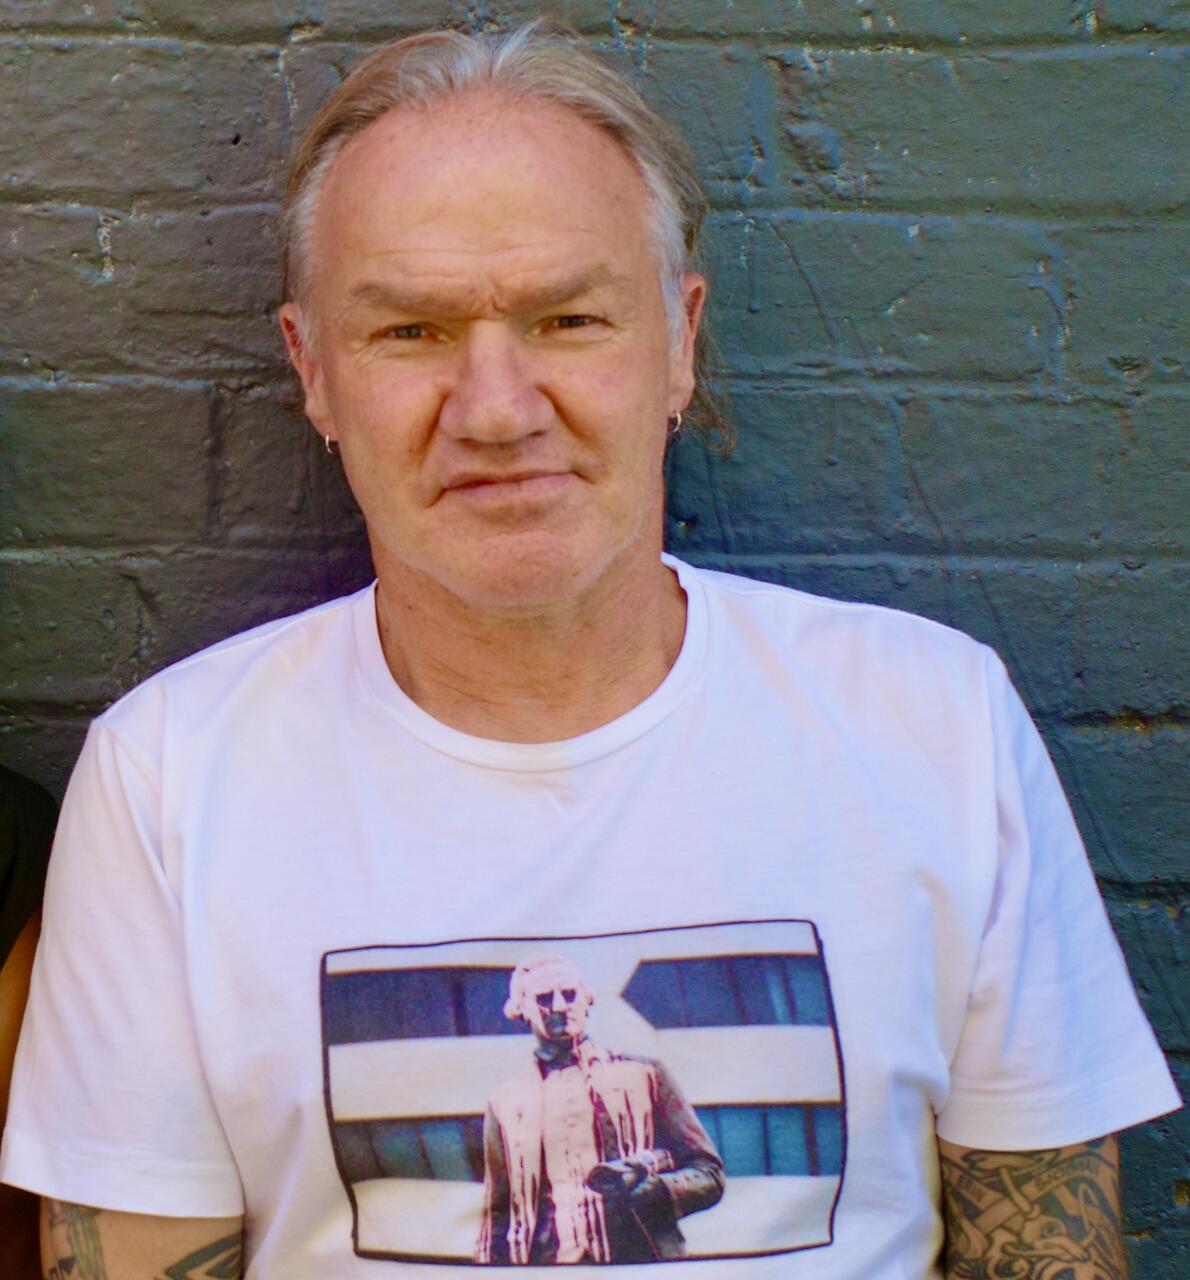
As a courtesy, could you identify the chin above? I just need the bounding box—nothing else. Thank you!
[448,530,630,612]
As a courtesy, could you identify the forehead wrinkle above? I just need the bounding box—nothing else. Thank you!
[339,261,632,325]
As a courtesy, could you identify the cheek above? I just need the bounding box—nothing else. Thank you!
[326,362,437,448]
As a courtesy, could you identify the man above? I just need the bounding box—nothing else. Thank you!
[474,955,723,1265]
[0,23,1178,1280]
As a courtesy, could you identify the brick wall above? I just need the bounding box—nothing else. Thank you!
[1,1,1185,1267]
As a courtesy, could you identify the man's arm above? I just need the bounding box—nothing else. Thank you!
[939,1135,1128,1279]
[40,1201,242,1280]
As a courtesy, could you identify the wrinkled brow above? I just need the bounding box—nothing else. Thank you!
[340,264,628,319]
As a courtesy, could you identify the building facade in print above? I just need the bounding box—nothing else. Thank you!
[322,921,846,1266]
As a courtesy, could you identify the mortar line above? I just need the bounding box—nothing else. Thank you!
[1,31,1187,55]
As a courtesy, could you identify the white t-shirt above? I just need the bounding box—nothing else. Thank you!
[1,558,1178,1278]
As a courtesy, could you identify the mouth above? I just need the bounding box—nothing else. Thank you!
[443,470,573,502]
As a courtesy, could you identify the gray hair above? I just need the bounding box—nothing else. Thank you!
[281,23,731,447]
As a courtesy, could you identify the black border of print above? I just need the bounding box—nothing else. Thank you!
[320,919,848,1266]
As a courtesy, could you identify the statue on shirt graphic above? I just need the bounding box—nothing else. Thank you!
[474,955,725,1266]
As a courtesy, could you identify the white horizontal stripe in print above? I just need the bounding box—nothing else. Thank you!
[329,1025,841,1120]
[353,1175,838,1259]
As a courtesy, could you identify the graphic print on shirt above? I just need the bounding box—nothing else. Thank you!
[321,919,847,1266]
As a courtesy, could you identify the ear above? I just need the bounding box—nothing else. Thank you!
[278,301,335,440]
[669,272,707,414]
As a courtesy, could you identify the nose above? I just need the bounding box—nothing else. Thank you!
[550,990,568,1012]
[438,321,554,445]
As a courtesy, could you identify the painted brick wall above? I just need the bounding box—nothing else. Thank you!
[1,1,1185,1268]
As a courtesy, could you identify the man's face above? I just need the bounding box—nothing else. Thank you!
[520,962,592,1045]
[281,92,704,612]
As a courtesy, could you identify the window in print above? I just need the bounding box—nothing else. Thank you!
[622,954,832,1029]
[335,1116,487,1183]
[695,1104,844,1178]
[335,1105,843,1185]
[322,967,525,1044]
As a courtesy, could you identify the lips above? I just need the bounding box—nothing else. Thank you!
[445,469,567,490]
[441,470,574,502]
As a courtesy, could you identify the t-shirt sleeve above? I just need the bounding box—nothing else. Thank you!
[0,720,245,1216]
[934,651,1181,1150]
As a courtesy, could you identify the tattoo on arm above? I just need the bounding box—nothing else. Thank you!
[45,1200,106,1280]
[43,1201,242,1280]
[160,1233,243,1280]
[939,1136,1128,1280]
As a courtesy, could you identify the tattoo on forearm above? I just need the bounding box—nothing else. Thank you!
[160,1232,243,1280]
[43,1202,242,1280]
[940,1138,1128,1280]
[45,1200,107,1279]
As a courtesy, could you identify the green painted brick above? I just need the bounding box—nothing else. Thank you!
[0,555,145,707]
[769,46,1187,215]
[0,716,90,802]
[0,1,133,29]
[1089,393,1190,552]
[0,204,116,377]
[109,1,321,41]
[112,208,285,374]
[1121,1065,1190,1228]
[1126,1228,1190,1280]
[0,0,638,38]
[0,1,318,38]
[705,213,1060,381]
[311,1,617,39]
[0,1,1138,44]
[631,41,780,199]
[219,386,365,546]
[0,382,212,546]
[1061,226,1189,389]
[1096,0,1190,33]
[666,386,899,556]
[609,1,1095,42]
[892,392,1189,555]
[1053,726,1190,886]
[0,40,289,205]
[0,204,284,378]
[1106,902,1188,1053]
[279,39,365,138]
[1072,565,1190,717]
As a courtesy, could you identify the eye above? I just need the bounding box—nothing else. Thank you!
[537,994,552,1008]
[550,315,597,331]
[562,989,576,1002]
[382,323,431,340]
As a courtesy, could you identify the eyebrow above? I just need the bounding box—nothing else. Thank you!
[340,265,627,320]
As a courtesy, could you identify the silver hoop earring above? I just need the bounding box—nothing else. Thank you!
[324,434,335,455]
[667,411,683,437]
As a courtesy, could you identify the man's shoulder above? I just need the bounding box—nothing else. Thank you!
[96,585,373,737]
[682,559,995,673]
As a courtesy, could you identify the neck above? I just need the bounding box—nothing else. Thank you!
[372,548,687,744]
